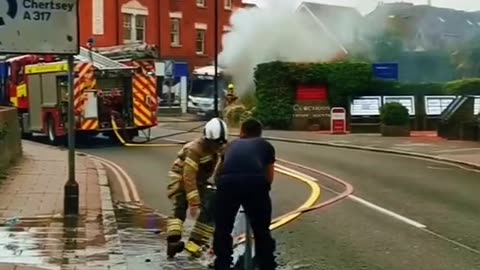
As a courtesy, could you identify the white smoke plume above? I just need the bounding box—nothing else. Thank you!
[218,0,356,96]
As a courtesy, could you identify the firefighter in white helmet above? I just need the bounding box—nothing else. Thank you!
[166,118,229,258]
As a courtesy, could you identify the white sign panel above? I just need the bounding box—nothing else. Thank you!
[474,96,480,115]
[350,96,382,116]
[0,0,79,54]
[383,96,415,115]
[424,96,456,116]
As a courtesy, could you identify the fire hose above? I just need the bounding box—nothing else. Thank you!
[110,115,206,147]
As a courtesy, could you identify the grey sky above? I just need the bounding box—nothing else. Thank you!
[247,0,480,14]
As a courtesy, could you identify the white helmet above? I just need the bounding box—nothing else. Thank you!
[204,118,228,143]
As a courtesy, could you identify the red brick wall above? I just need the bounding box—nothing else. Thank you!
[79,0,245,68]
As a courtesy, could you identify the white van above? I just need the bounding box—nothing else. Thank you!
[187,65,230,118]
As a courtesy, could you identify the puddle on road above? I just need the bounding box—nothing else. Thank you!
[0,214,116,270]
[113,202,313,270]
[114,201,211,270]
[0,202,311,269]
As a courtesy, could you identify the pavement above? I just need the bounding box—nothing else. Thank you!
[0,141,124,270]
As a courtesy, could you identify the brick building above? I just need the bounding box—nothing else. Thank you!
[79,0,247,68]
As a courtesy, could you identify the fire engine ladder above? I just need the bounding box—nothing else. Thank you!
[75,47,134,70]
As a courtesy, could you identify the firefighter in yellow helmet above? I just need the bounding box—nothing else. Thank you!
[166,118,229,259]
[225,83,238,107]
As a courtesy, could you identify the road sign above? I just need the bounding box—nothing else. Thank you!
[330,107,347,134]
[373,63,399,81]
[0,0,79,54]
[165,60,174,77]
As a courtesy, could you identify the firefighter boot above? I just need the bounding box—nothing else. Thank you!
[167,235,185,259]
[185,240,204,258]
[167,241,185,258]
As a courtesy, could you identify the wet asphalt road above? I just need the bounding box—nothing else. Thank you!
[82,128,480,270]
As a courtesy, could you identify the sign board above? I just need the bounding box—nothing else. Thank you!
[292,85,330,130]
[474,96,480,115]
[424,96,456,116]
[350,96,382,116]
[293,104,331,119]
[383,96,415,115]
[0,0,79,54]
[330,107,346,134]
[373,63,399,81]
[165,60,174,77]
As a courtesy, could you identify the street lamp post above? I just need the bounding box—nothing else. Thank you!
[64,55,79,216]
[213,0,219,118]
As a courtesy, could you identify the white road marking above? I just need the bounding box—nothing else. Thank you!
[166,138,188,143]
[348,195,427,229]
[427,166,452,171]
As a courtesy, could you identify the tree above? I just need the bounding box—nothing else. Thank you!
[451,34,480,78]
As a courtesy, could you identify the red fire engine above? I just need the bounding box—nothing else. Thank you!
[5,48,158,145]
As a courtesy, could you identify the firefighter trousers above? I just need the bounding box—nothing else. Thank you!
[213,177,277,270]
[166,177,216,246]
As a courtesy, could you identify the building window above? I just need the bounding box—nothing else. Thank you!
[223,25,232,33]
[123,13,146,43]
[135,15,146,42]
[225,0,232,9]
[196,29,206,55]
[196,0,206,7]
[123,14,132,41]
[170,18,181,46]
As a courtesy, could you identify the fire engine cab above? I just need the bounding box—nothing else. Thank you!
[3,48,158,145]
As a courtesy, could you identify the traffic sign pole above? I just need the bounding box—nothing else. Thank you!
[64,55,79,216]
[164,60,174,108]
[213,0,219,118]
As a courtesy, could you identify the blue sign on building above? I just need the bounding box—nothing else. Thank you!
[373,63,399,81]
[174,62,189,78]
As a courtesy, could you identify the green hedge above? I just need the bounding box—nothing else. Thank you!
[254,61,372,128]
[254,61,480,129]
[444,78,480,95]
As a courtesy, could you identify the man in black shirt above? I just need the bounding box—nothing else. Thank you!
[213,118,277,270]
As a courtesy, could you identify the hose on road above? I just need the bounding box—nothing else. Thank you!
[110,116,205,147]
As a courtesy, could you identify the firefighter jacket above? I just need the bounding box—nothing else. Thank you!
[225,93,238,107]
[169,138,220,206]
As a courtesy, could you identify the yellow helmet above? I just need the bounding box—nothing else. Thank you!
[228,83,234,89]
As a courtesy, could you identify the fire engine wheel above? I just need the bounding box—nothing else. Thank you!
[46,117,64,146]
[18,116,32,139]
